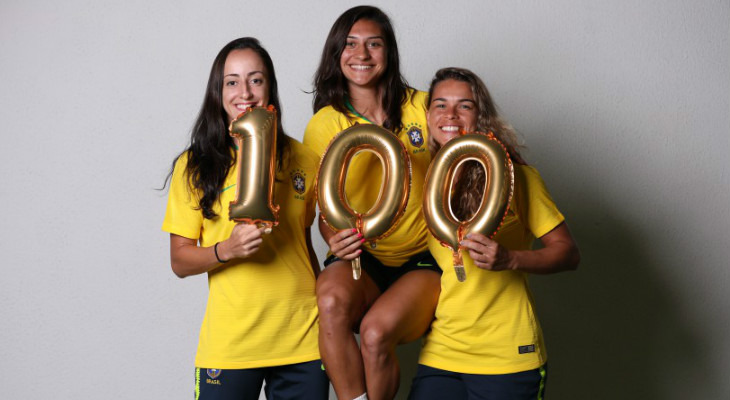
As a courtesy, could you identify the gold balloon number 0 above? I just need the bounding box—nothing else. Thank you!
[316,124,411,280]
[423,132,514,282]
[228,106,280,232]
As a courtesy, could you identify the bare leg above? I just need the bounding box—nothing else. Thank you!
[317,260,381,400]
[359,270,441,400]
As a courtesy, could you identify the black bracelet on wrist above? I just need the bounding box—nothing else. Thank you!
[214,242,229,263]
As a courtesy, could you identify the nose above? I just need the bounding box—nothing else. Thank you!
[239,83,253,99]
[445,106,458,119]
[355,44,370,60]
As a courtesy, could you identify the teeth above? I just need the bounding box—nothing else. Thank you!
[441,126,460,132]
[236,104,253,111]
[351,65,372,71]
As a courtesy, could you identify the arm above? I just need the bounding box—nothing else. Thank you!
[460,222,580,274]
[318,215,364,261]
[170,223,265,278]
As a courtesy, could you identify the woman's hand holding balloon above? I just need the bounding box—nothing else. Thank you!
[460,233,513,271]
[219,223,266,260]
[327,228,365,261]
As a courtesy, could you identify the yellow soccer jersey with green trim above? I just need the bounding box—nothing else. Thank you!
[162,139,321,369]
[419,165,564,374]
[303,89,431,266]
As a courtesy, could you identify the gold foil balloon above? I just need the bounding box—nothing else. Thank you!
[316,124,411,280]
[423,132,514,282]
[228,105,279,232]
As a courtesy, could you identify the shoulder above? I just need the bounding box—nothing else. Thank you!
[408,89,428,104]
[169,151,191,182]
[304,106,354,155]
[307,105,350,128]
[404,89,428,111]
[286,138,320,171]
[514,165,547,188]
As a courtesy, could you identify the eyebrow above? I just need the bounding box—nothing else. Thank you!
[347,35,385,40]
[432,97,476,103]
[224,70,265,78]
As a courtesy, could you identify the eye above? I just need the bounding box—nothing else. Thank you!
[345,41,356,48]
[431,103,446,110]
[224,80,237,86]
[459,104,473,110]
[367,41,383,48]
[250,78,264,85]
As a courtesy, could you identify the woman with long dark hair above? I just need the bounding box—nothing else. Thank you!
[303,6,441,400]
[409,67,580,399]
[162,37,328,400]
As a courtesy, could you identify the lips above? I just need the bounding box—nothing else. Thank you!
[235,103,257,112]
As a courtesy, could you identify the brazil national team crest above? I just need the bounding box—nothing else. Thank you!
[291,169,306,196]
[207,369,221,379]
[407,124,424,148]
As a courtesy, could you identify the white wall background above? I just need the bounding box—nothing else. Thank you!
[1,0,728,399]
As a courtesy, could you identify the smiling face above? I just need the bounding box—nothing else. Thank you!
[427,79,478,146]
[222,49,270,122]
[339,19,387,91]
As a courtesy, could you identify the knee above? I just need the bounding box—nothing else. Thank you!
[359,315,395,358]
[317,288,354,325]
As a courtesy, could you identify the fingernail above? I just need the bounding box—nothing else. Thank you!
[352,228,358,233]
[361,238,366,243]
[357,233,363,238]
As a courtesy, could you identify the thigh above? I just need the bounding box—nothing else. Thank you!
[195,368,265,400]
[362,269,441,343]
[463,365,547,400]
[408,364,467,400]
[263,360,329,400]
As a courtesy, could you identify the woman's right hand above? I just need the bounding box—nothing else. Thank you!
[218,223,266,261]
[327,228,364,260]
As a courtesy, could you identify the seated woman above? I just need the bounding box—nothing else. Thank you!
[162,37,327,400]
[409,67,580,400]
[303,6,441,400]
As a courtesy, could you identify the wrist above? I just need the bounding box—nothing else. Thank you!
[214,241,229,263]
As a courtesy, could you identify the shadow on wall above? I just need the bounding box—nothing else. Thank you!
[528,175,712,399]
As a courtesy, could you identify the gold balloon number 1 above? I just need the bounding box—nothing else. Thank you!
[316,124,411,280]
[228,106,280,231]
[423,132,514,282]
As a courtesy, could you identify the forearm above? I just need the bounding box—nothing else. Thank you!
[506,240,580,274]
[169,234,226,278]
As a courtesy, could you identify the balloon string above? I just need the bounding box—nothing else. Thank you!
[453,251,466,282]
[351,256,362,280]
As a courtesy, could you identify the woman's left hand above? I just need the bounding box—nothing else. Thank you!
[460,233,513,271]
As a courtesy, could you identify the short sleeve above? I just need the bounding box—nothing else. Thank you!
[161,154,203,240]
[514,166,565,239]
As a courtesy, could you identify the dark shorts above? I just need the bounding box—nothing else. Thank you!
[194,360,329,400]
[324,250,441,293]
[408,364,548,400]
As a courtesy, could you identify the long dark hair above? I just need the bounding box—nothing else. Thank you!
[426,67,525,220]
[164,37,290,219]
[312,5,411,132]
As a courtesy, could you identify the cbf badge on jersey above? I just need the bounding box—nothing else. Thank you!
[291,168,306,200]
[207,369,222,379]
[406,123,426,154]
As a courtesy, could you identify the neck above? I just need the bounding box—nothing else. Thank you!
[348,85,386,125]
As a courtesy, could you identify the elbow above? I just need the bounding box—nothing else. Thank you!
[170,261,190,279]
[565,246,581,271]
